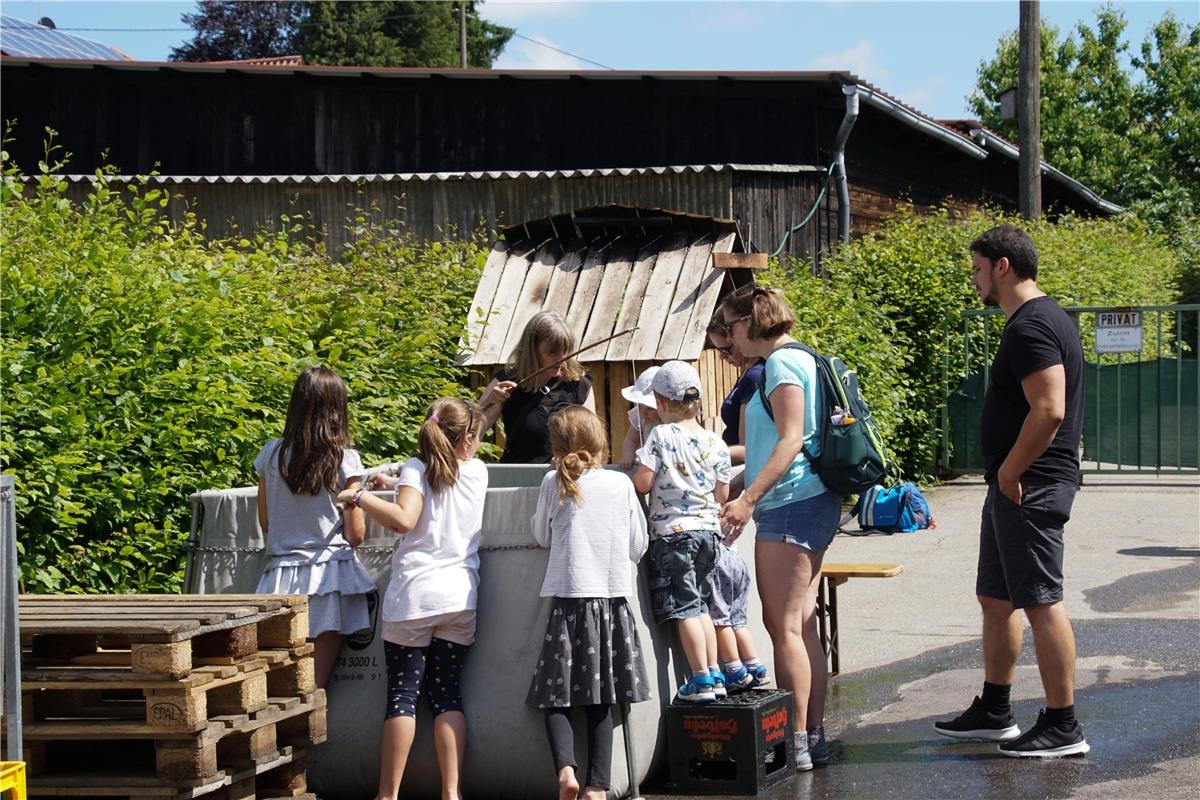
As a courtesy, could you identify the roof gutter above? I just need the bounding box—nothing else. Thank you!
[968,128,1125,214]
[856,85,989,160]
[832,84,860,245]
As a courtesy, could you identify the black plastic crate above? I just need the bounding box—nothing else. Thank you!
[665,689,794,795]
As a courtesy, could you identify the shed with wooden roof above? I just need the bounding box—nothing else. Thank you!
[458,205,764,459]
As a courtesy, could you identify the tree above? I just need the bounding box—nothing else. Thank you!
[169,1,303,62]
[970,7,1199,313]
[171,1,514,68]
[293,1,512,68]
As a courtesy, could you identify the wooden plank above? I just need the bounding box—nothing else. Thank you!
[677,231,739,360]
[605,362,633,463]
[470,241,537,366]
[821,563,904,578]
[21,608,261,622]
[580,239,638,361]
[498,239,564,365]
[563,238,612,343]
[624,239,688,360]
[587,363,607,457]
[606,236,675,361]
[699,350,717,430]
[539,238,587,318]
[24,620,201,639]
[458,240,511,361]
[655,234,715,360]
[18,595,300,608]
[712,252,768,270]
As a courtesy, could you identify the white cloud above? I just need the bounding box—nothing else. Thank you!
[807,39,888,82]
[494,35,590,70]
[481,1,584,26]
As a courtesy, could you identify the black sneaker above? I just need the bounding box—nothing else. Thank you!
[933,695,1021,741]
[999,710,1090,758]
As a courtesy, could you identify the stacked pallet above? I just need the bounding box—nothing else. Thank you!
[9,595,324,800]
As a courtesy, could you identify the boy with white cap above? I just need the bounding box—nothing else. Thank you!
[619,366,661,469]
[632,361,732,704]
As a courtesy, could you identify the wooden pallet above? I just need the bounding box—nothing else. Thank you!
[24,744,310,799]
[19,596,309,679]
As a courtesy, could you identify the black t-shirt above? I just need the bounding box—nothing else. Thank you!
[980,296,1083,484]
[720,361,764,447]
[496,369,593,464]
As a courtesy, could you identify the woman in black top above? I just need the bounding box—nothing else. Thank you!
[479,310,595,463]
[707,312,765,467]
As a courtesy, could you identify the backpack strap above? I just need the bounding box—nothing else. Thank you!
[755,342,821,465]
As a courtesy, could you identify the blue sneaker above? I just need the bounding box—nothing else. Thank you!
[676,673,716,704]
[723,665,755,693]
[748,663,770,688]
[710,669,727,699]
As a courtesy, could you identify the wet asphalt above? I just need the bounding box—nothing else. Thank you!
[645,475,1200,800]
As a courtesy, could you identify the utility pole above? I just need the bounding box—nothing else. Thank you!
[1018,0,1041,220]
[459,2,468,69]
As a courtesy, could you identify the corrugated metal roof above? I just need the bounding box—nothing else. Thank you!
[208,55,305,67]
[44,163,825,185]
[0,16,130,60]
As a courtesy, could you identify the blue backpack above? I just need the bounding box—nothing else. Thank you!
[857,482,934,533]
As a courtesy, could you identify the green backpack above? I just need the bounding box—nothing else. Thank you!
[756,342,889,496]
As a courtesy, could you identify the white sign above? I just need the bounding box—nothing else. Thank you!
[1095,310,1142,353]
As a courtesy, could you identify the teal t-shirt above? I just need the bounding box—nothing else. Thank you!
[744,346,826,513]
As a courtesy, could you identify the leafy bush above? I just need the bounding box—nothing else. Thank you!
[1,145,486,593]
[777,206,1181,478]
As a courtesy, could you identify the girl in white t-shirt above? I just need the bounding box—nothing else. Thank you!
[338,397,487,800]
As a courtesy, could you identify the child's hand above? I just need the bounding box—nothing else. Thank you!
[335,488,357,507]
[366,473,400,491]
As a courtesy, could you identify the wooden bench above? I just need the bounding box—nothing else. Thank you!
[817,563,903,676]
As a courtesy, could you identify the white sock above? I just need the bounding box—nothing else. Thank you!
[794,730,808,751]
[723,659,744,674]
[744,657,763,669]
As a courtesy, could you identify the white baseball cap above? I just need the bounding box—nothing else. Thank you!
[652,360,702,402]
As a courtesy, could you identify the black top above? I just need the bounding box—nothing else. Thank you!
[496,369,593,464]
[720,361,765,447]
[980,296,1084,484]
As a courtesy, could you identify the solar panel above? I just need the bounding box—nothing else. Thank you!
[0,14,130,60]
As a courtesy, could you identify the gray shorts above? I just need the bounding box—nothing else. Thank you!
[976,482,1078,609]
[707,543,750,629]
[648,530,719,624]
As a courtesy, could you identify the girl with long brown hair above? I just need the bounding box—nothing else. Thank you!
[254,366,375,690]
[338,397,487,800]
[525,406,650,800]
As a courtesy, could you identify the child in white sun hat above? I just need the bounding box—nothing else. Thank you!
[618,366,661,469]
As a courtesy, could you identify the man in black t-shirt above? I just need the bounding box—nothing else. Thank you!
[933,225,1090,758]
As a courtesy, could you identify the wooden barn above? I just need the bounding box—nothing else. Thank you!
[457,205,762,457]
[0,59,1122,268]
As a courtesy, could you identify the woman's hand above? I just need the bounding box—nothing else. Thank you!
[482,379,517,408]
[366,473,399,491]
[719,495,755,543]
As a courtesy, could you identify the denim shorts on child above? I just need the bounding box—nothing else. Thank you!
[648,529,719,624]
[707,543,750,629]
[753,490,840,554]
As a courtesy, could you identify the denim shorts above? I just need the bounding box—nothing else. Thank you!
[648,529,719,624]
[707,543,750,629]
[753,491,840,554]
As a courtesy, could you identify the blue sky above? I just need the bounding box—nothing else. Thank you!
[2,1,1194,118]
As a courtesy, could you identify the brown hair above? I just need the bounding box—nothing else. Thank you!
[278,366,351,495]
[548,405,608,503]
[720,283,796,340]
[419,397,483,493]
[656,393,702,418]
[508,310,584,384]
[706,309,728,339]
[970,225,1039,280]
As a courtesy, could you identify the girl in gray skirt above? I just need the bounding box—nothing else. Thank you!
[528,406,651,800]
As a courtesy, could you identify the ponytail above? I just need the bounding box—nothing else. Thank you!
[418,398,481,493]
[547,405,609,505]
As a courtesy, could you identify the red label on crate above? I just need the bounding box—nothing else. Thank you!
[761,707,788,744]
[683,716,739,742]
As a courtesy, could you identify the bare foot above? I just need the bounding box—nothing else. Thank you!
[581,786,608,800]
[557,766,580,800]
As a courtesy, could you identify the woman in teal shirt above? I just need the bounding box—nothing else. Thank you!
[716,283,839,771]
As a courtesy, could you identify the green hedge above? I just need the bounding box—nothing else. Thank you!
[771,206,1182,478]
[1,151,486,593]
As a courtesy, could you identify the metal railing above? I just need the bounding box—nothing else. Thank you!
[943,304,1199,475]
[1,475,22,759]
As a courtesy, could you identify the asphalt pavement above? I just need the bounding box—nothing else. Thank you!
[649,473,1200,800]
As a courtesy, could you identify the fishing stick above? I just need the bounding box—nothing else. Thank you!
[514,326,639,389]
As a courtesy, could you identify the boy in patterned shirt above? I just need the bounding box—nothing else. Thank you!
[633,361,732,704]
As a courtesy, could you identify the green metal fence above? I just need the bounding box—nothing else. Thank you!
[943,304,1199,475]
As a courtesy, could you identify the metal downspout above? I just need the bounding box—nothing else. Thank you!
[833,84,859,245]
